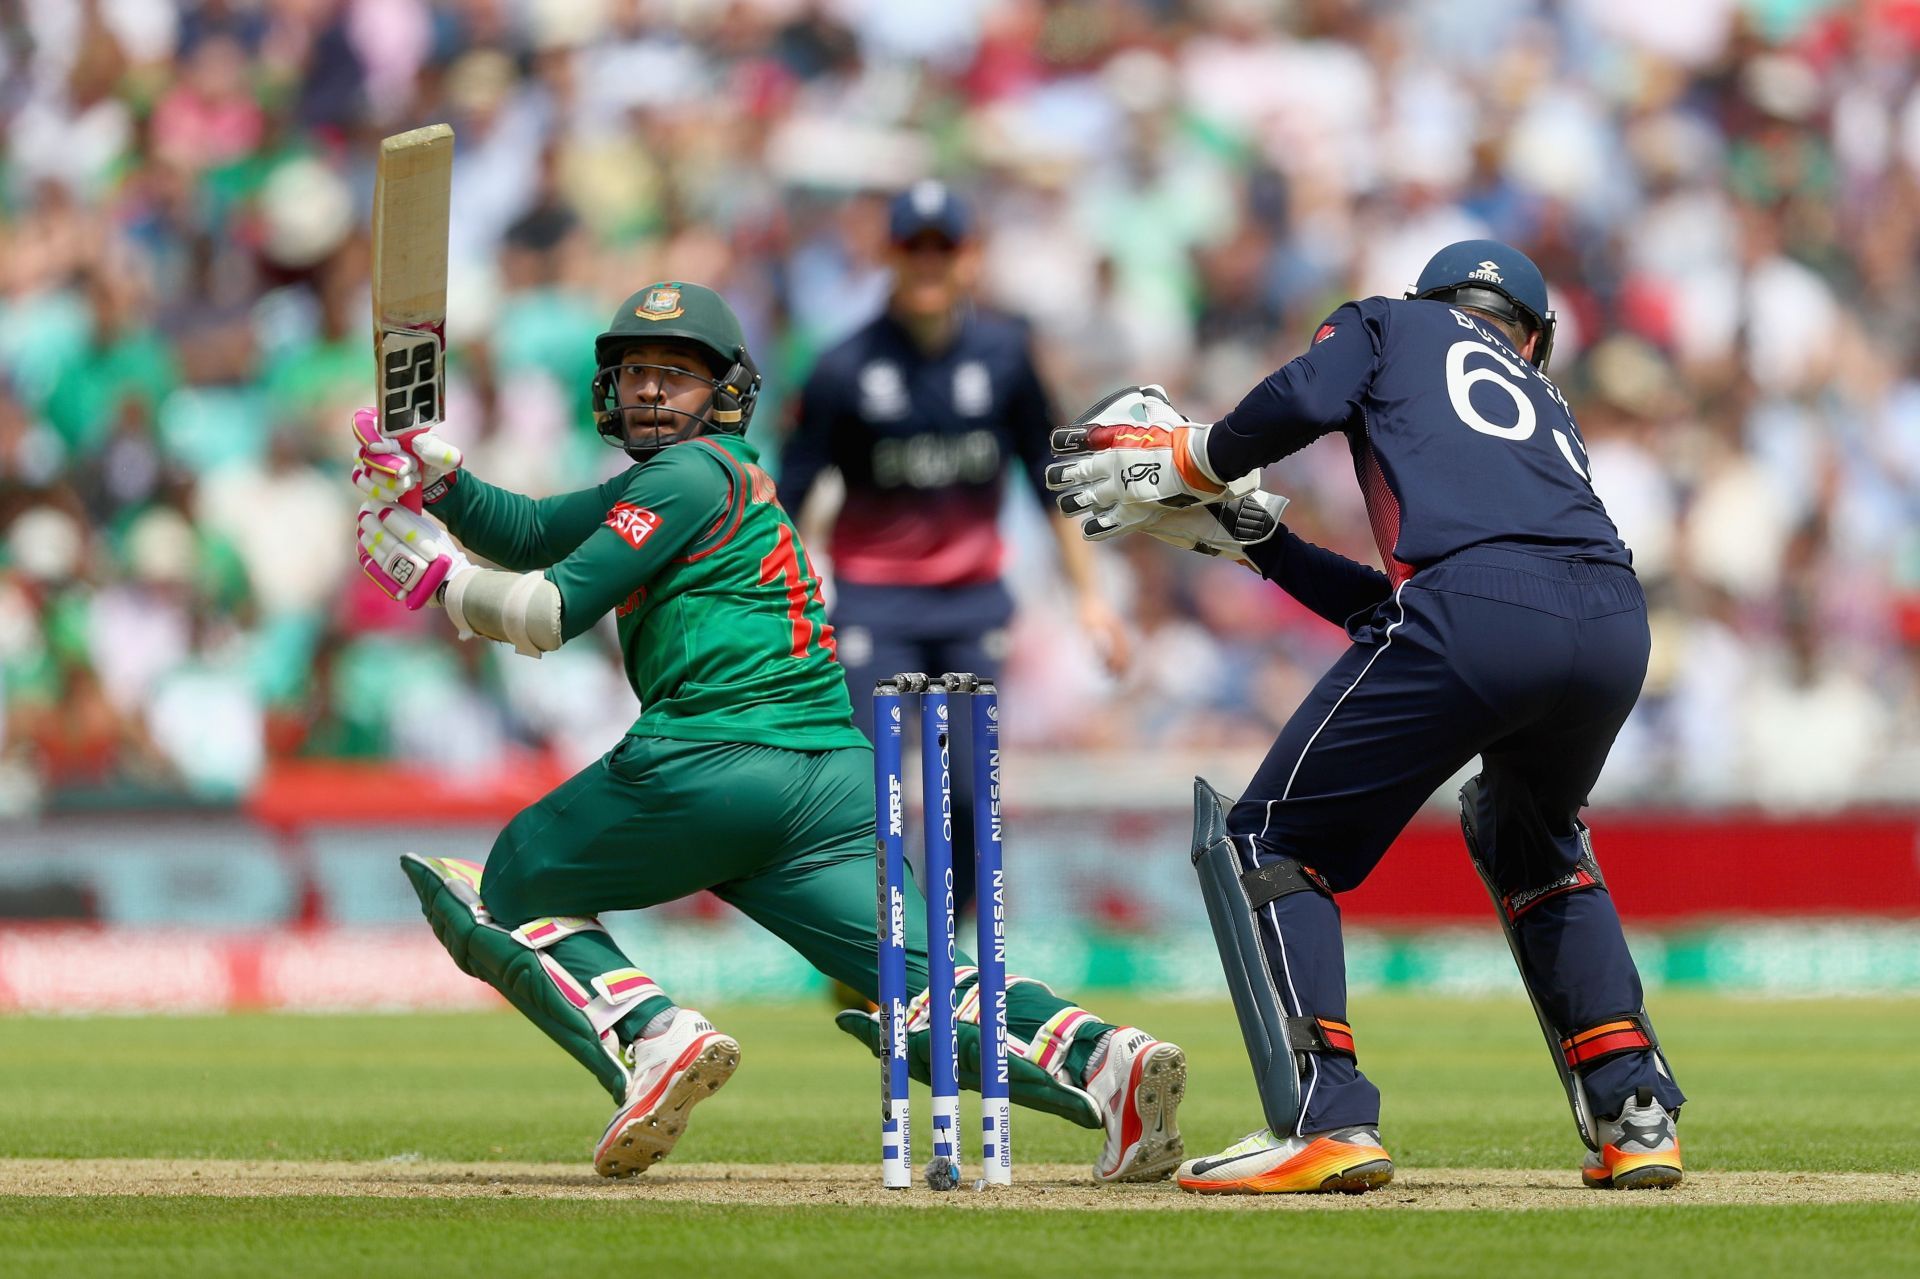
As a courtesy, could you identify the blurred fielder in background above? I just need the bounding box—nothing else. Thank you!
[779,181,1128,915]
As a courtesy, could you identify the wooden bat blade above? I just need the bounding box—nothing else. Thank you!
[371,123,453,453]
[372,123,452,333]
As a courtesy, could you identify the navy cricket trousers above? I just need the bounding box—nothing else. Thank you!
[1227,546,1684,1133]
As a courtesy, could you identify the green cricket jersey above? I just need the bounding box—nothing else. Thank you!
[430,436,867,751]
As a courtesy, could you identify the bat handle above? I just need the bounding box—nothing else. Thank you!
[393,425,429,513]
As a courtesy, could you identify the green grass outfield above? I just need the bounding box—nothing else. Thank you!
[2,994,1916,1277]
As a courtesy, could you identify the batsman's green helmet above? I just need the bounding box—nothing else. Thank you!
[591,282,763,455]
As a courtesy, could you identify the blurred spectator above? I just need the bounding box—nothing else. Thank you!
[0,0,1912,813]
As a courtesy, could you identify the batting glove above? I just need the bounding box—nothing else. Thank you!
[350,407,463,507]
[356,501,473,612]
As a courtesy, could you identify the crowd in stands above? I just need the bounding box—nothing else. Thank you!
[1,0,1916,814]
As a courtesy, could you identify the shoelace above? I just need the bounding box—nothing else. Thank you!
[1216,1129,1280,1158]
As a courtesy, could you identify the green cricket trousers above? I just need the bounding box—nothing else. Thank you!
[478,735,1109,1083]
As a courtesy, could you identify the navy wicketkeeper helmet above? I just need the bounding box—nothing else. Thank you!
[1409,239,1557,371]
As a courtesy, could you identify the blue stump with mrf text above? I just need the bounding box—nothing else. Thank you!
[874,672,1011,1189]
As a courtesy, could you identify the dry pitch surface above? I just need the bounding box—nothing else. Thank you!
[4,1159,1915,1212]
[5,1006,1919,1277]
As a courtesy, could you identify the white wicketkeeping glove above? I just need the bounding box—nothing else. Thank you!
[1045,385,1253,527]
[1078,490,1289,568]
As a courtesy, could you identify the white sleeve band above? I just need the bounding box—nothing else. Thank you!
[441,568,563,657]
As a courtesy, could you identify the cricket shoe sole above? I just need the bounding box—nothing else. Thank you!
[1178,1127,1394,1195]
[1095,1040,1188,1183]
[592,1032,740,1178]
[1582,1149,1684,1190]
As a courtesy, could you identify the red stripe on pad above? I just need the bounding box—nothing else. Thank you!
[1560,1025,1651,1069]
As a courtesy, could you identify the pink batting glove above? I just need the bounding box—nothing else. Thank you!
[355,502,468,610]
[351,407,424,513]
[350,408,464,512]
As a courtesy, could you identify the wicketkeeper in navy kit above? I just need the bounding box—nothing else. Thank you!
[1046,240,1685,1195]
[779,181,1128,915]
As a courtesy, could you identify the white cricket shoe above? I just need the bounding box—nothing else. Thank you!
[592,1008,740,1177]
[1177,1125,1393,1195]
[1582,1087,1682,1189]
[1084,1027,1187,1182]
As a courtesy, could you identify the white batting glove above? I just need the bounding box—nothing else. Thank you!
[350,407,463,506]
[356,501,473,612]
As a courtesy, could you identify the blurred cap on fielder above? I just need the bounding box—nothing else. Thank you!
[888,180,971,246]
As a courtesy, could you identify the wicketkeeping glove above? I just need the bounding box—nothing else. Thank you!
[1133,490,1289,567]
[1063,480,1289,565]
[1045,385,1252,523]
[350,406,463,508]
[356,501,473,611]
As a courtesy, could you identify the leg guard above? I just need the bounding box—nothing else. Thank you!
[1190,778,1355,1138]
[1458,779,1671,1151]
[835,968,1102,1130]
[401,854,662,1102]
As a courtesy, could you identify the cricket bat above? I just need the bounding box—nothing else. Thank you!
[371,123,454,514]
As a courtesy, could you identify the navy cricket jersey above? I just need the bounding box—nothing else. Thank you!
[1210,297,1631,586]
[777,309,1055,588]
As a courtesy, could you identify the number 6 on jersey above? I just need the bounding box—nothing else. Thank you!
[1444,338,1593,484]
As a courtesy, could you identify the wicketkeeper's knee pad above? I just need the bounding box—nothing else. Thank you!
[834,968,1102,1130]
[400,854,661,1102]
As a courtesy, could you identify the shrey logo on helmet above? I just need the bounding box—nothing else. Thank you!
[1409,239,1557,371]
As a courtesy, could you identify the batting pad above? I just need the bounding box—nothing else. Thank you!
[834,1008,1101,1129]
[401,853,634,1101]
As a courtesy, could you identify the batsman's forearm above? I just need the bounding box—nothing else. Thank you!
[1244,527,1392,626]
[431,472,614,571]
[442,568,563,656]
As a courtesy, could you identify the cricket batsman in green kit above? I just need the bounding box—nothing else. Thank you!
[349,282,1188,1181]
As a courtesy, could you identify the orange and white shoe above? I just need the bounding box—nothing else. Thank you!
[1582,1087,1682,1190]
[592,1009,740,1177]
[1177,1125,1393,1194]
[1085,1027,1187,1182]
